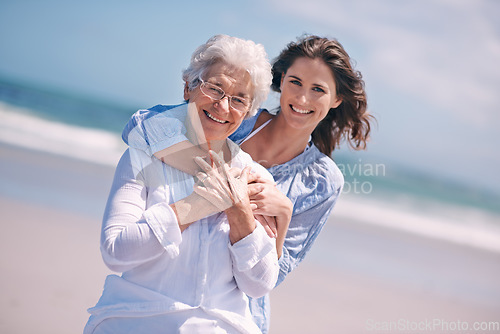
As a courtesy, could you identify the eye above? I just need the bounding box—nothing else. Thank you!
[231,97,244,105]
[231,97,249,108]
[209,86,224,95]
[312,86,326,93]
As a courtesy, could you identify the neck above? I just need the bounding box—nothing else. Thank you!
[244,113,311,167]
[185,120,230,164]
[269,113,311,153]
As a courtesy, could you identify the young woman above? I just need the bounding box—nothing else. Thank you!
[122,35,374,333]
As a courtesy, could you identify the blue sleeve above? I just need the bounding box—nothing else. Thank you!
[276,186,341,286]
[121,103,188,156]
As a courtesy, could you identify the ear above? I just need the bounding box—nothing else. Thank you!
[280,74,284,89]
[183,82,190,100]
[331,96,342,109]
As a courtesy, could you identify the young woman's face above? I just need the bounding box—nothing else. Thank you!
[184,62,253,142]
[279,57,341,133]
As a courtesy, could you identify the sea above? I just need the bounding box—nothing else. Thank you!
[1,76,500,254]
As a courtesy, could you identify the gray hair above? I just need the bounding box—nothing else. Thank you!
[182,35,271,117]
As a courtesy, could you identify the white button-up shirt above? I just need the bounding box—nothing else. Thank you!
[84,141,278,334]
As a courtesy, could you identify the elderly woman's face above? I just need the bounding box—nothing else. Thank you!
[184,62,253,142]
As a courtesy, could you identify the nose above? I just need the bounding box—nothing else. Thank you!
[214,96,230,113]
[296,88,308,104]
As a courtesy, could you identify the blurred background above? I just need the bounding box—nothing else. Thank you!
[1,0,499,333]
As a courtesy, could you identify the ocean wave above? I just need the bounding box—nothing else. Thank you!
[0,101,126,166]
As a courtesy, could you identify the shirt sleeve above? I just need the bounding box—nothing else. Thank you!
[122,104,189,156]
[228,223,279,298]
[100,149,182,272]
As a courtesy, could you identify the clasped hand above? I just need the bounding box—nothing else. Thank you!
[192,151,289,240]
[193,150,250,212]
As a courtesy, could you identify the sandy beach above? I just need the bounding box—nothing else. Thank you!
[1,142,499,334]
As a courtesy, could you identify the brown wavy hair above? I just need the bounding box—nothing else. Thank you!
[271,35,374,156]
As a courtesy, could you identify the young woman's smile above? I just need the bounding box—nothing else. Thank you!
[279,57,341,132]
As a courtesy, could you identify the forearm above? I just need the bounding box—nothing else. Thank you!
[273,195,292,258]
[101,150,181,272]
[226,201,257,244]
[102,193,169,272]
[249,184,293,258]
[101,213,166,272]
[275,211,291,259]
[156,141,206,176]
[169,191,219,226]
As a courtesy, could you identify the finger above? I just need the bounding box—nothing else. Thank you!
[255,215,275,239]
[209,150,225,169]
[193,184,232,211]
[222,163,239,203]
[249,201,270,216]
[248,184,264,197]
[247,172,272,185]
[195,171,208,183]
[228,166,242,179]
[221,160,233,181]
[228,166,250,204]
[194,156,213,172]
[246,171,258,184]
[239,166,251,184]
[262,215,278,237]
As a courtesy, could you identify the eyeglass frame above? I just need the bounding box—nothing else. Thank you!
[197,79,253,113]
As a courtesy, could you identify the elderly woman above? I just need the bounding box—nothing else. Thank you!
[84,35,279,334]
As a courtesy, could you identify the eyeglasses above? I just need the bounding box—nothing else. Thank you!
[199,80,252,113]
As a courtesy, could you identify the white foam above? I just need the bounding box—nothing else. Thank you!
[334,194,500,253]
[0,102,126,166]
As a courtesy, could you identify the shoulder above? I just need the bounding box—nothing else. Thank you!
[272,144,344,213]
[122,103,188,153]
[254,109,274,128]
[128,103,187,128]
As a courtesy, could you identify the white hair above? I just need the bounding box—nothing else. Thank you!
[182,35,271,117]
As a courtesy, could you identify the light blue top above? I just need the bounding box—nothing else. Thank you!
[122,103,344,333]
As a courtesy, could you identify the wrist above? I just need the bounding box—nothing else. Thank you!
[226,202,256,244]
[278,197,293,222]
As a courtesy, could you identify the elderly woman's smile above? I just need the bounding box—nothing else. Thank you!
[204,110,227,123]
[184,62,254,142]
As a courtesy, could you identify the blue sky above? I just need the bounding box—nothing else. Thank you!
[1,0,499,194]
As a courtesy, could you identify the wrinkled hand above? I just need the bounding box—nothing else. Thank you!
[193,150,251,212]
